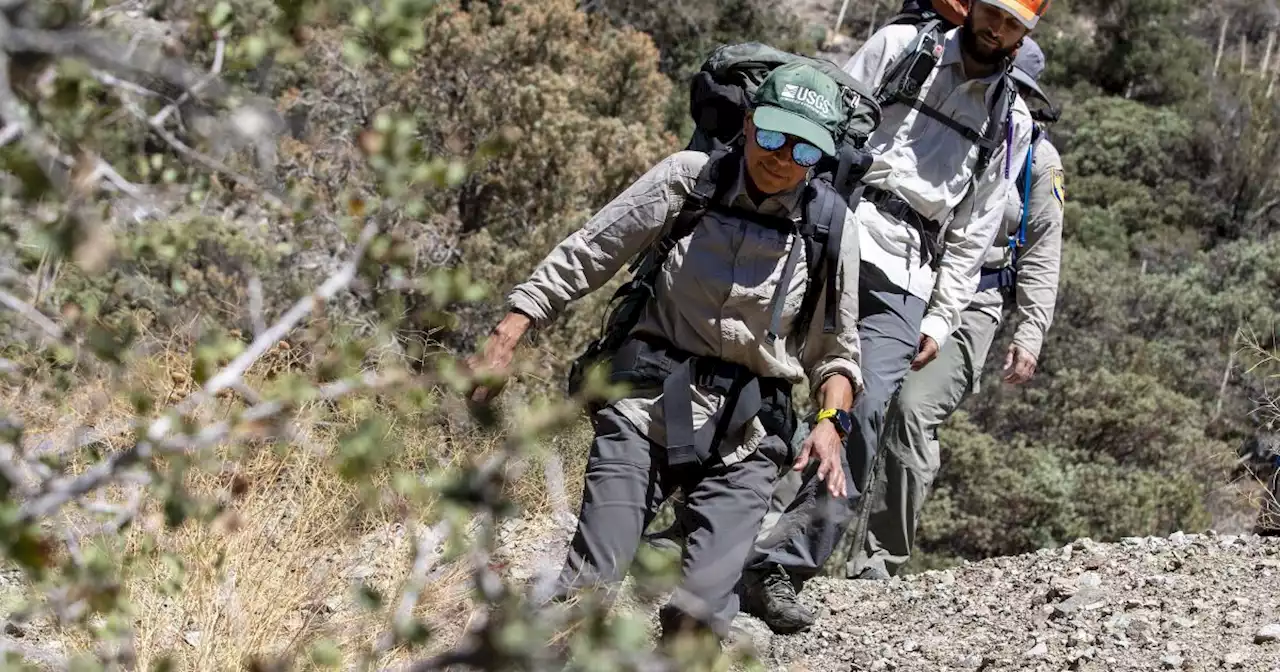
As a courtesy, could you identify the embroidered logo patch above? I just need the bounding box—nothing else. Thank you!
[1051,168,1065,206]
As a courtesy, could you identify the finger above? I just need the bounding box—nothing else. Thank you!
[829,460,846,498]
[910,352,926,371]
[793,443,812,471]
[1004,347,1015,372]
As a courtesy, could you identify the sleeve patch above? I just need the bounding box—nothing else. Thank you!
[1051,168,1065,206]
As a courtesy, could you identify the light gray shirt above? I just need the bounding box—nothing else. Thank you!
[508,150,862,463]
[843,24,1034,349]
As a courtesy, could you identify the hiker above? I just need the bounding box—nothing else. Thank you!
[739,0,1051,634]
[466,62,863,642]
[849,36,1066,580]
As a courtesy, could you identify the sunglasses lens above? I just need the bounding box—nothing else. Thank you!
[755,129,787,151]
[793,143,823,167]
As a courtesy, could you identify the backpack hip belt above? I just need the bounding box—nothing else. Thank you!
[977,266,1017,302]
[609,334,795,467]
[864,185,943,270]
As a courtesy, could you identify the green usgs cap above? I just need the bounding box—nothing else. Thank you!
[752,62,846,156]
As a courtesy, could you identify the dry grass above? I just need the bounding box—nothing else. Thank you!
[1,342,596,670]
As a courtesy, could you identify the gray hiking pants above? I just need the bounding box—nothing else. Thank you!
[746,265,926,583]
[553,406,791,638]
[849,306,1002,577]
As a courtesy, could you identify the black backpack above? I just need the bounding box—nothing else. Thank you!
[565,45,882,401]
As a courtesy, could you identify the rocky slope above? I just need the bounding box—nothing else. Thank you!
[736,532,1280,672]
[491,515,1280,671]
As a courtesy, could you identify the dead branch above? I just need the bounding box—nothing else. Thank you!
[5,25,231,105]
[0,122,18,147]
[248,274,267,337]
[16,221,381,524]
[0,33,67,191]
[0,287,65,341]
[17,369,406,525]
[151,30,226,127]
[123,97,286,208]
[374,520,454,655]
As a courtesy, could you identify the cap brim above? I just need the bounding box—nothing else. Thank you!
[1010,66,1052,107]
[753,106,837,156]
[976,0,1040,28]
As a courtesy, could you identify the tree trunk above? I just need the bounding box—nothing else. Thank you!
[834,0,852,35]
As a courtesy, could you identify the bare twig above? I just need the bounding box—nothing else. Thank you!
[86,156,149,201]
[5,25,231,104]
[16,223,381,523]
[0,288,65,342]
[91,69,164,99]
[151,31,226,127]
[0,42,65,191]
[17,369,405,524]
[248,275,267,337]
[0,122,19,147]
[124,98,285,208]
[374,520,453,654]
[149,220,376,439]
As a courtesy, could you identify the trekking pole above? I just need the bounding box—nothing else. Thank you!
[834,0,853,35]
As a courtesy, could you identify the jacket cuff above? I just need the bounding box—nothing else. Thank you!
[1012,328,1044,362]
[506,287,554,329]
[810,362,864,399]
[919,314,952,351]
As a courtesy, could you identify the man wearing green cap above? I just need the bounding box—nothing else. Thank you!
[467,61,863,642]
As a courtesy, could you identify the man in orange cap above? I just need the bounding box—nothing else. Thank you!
[740,0,1051,635]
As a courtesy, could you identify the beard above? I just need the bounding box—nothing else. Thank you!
[960,18,1019,66]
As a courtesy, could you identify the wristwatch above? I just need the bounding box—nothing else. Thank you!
[815,408,853,438]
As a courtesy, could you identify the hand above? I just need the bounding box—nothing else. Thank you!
[1002,344,1037,385]
[910,334,939,371]
[466,312,531,404]
[793,419,847,498]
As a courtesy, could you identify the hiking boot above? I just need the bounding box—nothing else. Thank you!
[740,565,814,634]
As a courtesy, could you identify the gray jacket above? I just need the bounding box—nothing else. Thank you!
[970,136,1065,360]
[508,150,862,463]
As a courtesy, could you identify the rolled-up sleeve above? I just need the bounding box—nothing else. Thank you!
[1011,145,1065,360]
[919,113,1032,349]
[800,207,863,395]
[506,154,694,327]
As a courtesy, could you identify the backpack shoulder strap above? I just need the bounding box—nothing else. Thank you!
[975,70,1017,177]
[793,178,862,338]
[1009,124,1041,259]
[874,18,945,106]
[629,149,739,275]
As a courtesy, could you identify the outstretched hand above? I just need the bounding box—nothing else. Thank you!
[466,312,531,404]
[1002,343,1037,385]
[794,420,847,498]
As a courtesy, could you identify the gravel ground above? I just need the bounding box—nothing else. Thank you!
[735,532,1280,672]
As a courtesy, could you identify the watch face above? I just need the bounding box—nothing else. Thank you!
[835,410,853,434]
